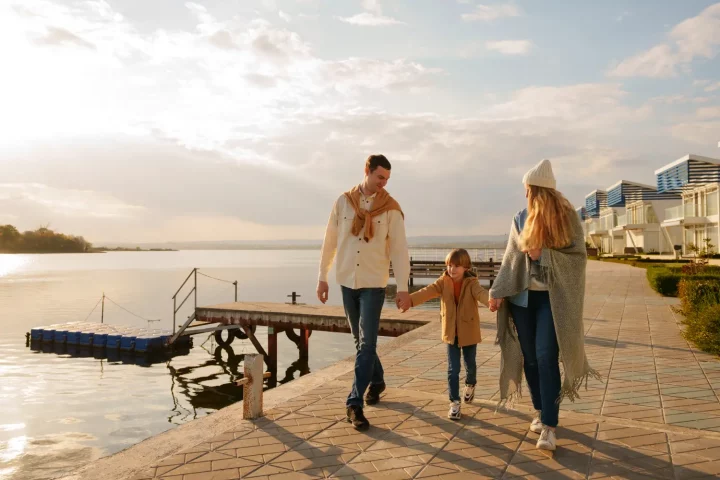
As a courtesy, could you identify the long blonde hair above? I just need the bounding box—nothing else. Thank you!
[521,185,575,250]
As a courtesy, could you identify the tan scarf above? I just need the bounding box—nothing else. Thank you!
[344,185,403,242]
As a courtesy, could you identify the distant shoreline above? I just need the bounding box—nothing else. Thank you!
[99,244,507,251]
[0,244,506,254]
[0,248,177,254]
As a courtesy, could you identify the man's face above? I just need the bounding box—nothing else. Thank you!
[365,166,391,193]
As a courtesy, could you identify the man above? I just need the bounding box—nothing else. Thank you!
[317,154,411,431]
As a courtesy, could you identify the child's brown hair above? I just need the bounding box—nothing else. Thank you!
[445,248,472,269]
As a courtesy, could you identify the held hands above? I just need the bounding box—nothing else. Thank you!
[523,248,542,261]
[488,297,503,313]
[316,280,329,304]
[396,291,411,312]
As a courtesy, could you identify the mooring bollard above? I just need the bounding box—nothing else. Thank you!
[235,353,272,419]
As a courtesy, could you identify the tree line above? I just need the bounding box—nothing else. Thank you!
[0,225,91,253]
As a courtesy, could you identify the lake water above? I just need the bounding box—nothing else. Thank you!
[0,250,404,480]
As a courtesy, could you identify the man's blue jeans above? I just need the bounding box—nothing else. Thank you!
[509,290,561,427]
[342,286,386,407]
[447,337,477,402]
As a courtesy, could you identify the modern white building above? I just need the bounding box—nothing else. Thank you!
[584,190,611,252]
[605,180,681,254]
[655,154,720,255]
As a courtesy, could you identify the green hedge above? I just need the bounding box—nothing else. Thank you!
[646,267,682,296]
[684,304,720,354]
[661,272,720,356]
[678,278,720,316]
[646,265,720,297]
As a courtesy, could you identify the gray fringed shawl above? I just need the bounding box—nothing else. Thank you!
[490,210,600,407]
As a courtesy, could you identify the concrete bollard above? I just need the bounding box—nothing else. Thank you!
[235,353,271,419]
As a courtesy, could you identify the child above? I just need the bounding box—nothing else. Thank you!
[403,248,489,420]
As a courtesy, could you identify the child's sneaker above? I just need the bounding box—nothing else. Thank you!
[448,401,461,420]
[463,384,475,403]
[536,426,557,451]
[530,410,543,433]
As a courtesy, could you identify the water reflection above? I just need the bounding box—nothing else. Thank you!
[28,340,192,367]
[2,250,356,479]
[165,341,312,419]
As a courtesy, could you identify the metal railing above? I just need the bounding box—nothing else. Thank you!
[172,268,238,335]
[407,247,504,262]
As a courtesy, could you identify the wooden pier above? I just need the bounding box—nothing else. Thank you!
[175,301,439,385]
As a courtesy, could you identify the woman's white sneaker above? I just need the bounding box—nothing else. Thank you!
[463,384,475,404]
[536,426,556,451]
[530,411,543,433]
[448,401,461,420]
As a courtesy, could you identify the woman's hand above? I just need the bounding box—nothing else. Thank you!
[524,248,542,261]
[489,297,503,312]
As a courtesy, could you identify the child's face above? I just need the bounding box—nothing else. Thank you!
[447,263,467,281]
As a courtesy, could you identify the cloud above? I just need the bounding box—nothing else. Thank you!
[706,81,720,92]
[34,26,95,49]
[278,11,291,22]
[1,78,656,241]
[485,39,532,55]
[321,58,441,93]
[338,12,405,26]
[0,183,146,221]
[338,0,404,27]
[0,1,438,157]
[671,121,720,144]
[609,44,678,78]
[616,11,631,23]
[0,1,701,241]
[461,3,521,22]
[361,0,382,15]
[609,3,720,77]
[696,106,720,119]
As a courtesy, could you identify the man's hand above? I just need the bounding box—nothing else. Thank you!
[489,297,503,312]
[523,248,542,261]
[316,280,329,304]
[396,291,411,312]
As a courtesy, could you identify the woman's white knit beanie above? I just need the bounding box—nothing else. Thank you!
[522,159,556,190]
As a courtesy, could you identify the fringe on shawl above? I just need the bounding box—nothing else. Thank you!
[495,381,523,413]
[557,368,603,404]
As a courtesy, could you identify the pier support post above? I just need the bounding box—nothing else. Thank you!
[286,328,312,360]
[299,328,310,359]
[267,327,278,388]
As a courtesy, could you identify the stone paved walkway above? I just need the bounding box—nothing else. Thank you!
[110,262,720,479]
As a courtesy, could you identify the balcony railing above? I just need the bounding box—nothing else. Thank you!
[600,215,616,230]
[665,205,684,220]
[708,192,719,216]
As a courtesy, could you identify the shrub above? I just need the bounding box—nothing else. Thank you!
[647,267,682,296]
[683,303,720,355]
[678,278,720,316]
[646,266,720,297]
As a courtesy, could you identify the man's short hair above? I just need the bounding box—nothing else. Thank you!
[366,154,391,173]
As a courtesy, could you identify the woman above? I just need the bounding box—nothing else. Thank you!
[488,159,598,452]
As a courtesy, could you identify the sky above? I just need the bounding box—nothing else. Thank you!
[0,0,719,243]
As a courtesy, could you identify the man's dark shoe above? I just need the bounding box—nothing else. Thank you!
[365,382,386,406]
[346,405,370,431]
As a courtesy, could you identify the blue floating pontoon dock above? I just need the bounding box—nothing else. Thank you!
[29,322,189,353]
